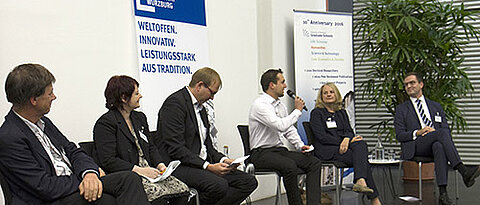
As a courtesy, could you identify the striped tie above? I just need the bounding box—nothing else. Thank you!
[416,99,433,127]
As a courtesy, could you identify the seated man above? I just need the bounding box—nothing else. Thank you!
[156,67,258,205]
[394,72,480,205]
[0,64,150,205]
[248,68,321,205]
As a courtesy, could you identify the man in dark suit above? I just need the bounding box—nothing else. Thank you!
[156,67,257,205]
[0,64,150,205]
[394,72,480,205]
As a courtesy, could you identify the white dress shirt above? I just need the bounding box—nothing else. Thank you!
[205,100,219,150]
[186,87,226,169]
[14,111,73,176]
[410,95,432,140]
[248,93,305,150]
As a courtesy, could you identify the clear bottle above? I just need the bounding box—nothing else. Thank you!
[374,134,385,160]
[223,145,229,158]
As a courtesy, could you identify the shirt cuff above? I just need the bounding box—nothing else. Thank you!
[413,130,418,140]
[202,161,210,170]
[295,142,305,151]
[220,157,228,164]
[292,109,302,116]
[82,169,99,178]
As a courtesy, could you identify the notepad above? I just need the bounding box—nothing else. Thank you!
[227,155,249,168]
[143,160,181,183]
[303,145,315,152]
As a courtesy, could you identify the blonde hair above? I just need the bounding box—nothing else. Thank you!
[315,82,343,111]
[189,67,222,88]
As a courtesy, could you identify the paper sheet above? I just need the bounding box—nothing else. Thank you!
[143,160,181,183]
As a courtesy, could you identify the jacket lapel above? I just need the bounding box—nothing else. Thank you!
[407,100,422,129]
[425,98,437,129]
[42,118,63,154]
[181,87,200,136]
[7,110,53,166]
[113,110,136,144]
[130,112,149,154]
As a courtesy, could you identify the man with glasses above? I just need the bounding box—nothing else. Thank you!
[394,72,480,205]
[155,67,257,205]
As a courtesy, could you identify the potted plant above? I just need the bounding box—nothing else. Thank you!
[354,0,479,179]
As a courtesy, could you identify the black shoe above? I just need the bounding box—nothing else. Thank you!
[462,165,480,188]
[438,192,453,205]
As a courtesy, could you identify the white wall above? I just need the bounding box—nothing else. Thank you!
[0,0,325,202]
[0,0,138,142]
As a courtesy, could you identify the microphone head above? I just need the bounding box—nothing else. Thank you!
[286,90,295,98]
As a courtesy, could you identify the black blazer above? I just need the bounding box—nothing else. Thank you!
[93,109,164,173]
[0,110,98,205]
[394,98,449,160]
[310,107,354,160]
[156,87,224,169]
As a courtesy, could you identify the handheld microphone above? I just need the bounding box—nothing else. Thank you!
[286,90,308,111]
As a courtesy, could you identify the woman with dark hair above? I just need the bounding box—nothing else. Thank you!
[310,83,381,205]
[93,75,189,205]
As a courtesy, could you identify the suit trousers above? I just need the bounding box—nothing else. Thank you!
[414,129,462,186]
[250,147,321,205]
[331,140,378,199]
[172,165,258,205]
[59,171,149,205]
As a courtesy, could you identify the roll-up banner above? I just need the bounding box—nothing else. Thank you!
[293,11,354,143]
[133,0,209,130]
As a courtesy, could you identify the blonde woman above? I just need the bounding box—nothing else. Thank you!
[310,83,381,205]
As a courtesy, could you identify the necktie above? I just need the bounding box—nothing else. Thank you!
[199,108,210,132]
[416,99,433,127]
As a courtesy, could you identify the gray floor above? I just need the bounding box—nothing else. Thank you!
[251,165,479,205]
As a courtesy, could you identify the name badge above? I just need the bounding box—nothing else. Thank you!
[139,132,149,143]
[435,115,442,123]
[326,118,337,128]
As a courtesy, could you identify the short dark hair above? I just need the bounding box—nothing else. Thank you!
[189,67,222,88]
[104,75,139,110]
[260,69,283,92]
[405,72,423,83]
[5,64,56,106]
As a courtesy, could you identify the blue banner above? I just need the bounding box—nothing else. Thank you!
[134,0,206,26]
[133,0,209,130]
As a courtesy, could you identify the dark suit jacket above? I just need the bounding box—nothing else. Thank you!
[394,98,450,159]
[310,107,354,160]
[93,109,164,173]
[0,110,99,205]
[156,87,224,169]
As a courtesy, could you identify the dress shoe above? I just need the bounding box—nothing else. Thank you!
[438,192,453,205]
[352,184,374,194]
[462,165,480,187]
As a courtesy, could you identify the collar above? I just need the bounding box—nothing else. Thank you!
[261,93,281,107]
[186,86,203,110]
[410,95,426,104]
[13,110,45,132]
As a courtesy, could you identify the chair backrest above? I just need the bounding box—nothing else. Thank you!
[302,121,314,145]
[78,141,99,164]
[237,125,251,156]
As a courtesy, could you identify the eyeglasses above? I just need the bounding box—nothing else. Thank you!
[205,85,217,96]
[404,80,418,87]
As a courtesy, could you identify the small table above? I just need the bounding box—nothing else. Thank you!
[369,159,401,201]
